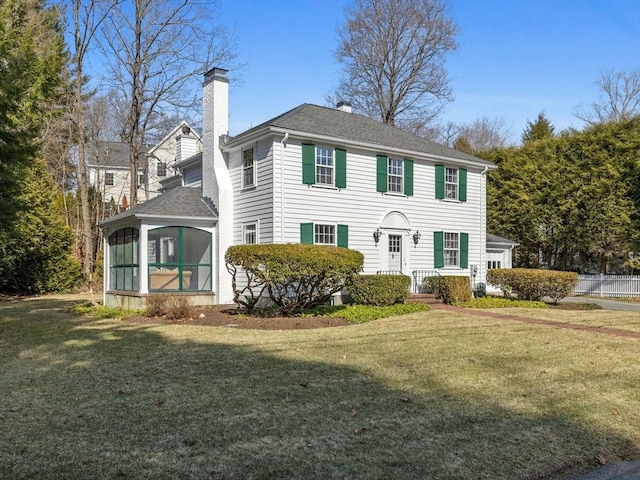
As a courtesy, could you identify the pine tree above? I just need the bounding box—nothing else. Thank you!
[521,112,555,144]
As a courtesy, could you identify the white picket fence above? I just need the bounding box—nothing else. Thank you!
[573,274,640,298]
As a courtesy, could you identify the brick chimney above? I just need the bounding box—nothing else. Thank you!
[336,101,352,113]
[202,67,234,303]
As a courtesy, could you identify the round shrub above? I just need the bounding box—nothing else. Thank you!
[225,244,364,314]
[348,274,411,306]
[487,268,578,302]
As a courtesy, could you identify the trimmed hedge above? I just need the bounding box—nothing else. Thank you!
[348,274,411,306]
[439,276,472,304]
[225,244,364,314]
[487,268,578,302]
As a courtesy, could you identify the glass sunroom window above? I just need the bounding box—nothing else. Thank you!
[109,228,139,291]
[147,227,212,291]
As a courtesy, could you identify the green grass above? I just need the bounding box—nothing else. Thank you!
[1,294,639,479]
[70,302,144,319]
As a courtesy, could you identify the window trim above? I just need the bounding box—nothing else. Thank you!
[242,147,255,188]
[315,146,334,186]
[444,232,460,267]
[445,167,458,200]
[105,172,115,186]
[243,221,258,245]
[300,222,348,248]
[314,223,336,245]
[157,162,167,177]
[387,157,404,193]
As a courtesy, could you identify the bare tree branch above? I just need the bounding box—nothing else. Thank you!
[334,0,457,132]
[574,70,640,125]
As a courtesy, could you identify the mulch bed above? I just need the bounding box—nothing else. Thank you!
[125,304,350,330]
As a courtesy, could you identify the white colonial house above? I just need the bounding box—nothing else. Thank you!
[101,68,502,308]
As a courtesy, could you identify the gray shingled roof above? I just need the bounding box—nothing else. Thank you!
[487,233,519,246]
[228,104,493,166]
[89,141,153,168]
[100,187,216,226]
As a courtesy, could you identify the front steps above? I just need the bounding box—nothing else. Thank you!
[406,293,442,305]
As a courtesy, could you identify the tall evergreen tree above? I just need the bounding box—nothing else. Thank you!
[0,0,80,293]
[521,112,555,144]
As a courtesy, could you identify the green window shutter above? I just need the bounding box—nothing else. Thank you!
[376,155,388,192]
[404,159,414,196]
[302,143,315,185]
[435,164,445,199]
[434,231,444,268]
[335,148,347,189]
[337,224,348,248]
[460,232,469,269]
[300,223,314,244]
[458,168,467,202]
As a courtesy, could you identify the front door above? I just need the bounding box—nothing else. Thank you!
[388,234,402,272]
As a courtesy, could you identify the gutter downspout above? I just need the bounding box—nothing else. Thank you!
[480,166,489,286]
[280,132,289,243]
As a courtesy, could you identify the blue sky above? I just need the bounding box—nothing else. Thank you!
[217,0,640,142]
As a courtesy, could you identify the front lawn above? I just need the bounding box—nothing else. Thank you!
[1,295,638,479]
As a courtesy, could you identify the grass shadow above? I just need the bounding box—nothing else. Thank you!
[0,297,637,479]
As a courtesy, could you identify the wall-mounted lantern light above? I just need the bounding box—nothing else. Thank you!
[373,228,381,245]
[412,231,421,245]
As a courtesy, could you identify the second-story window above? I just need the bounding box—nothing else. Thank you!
[157,162,167,177]
[445,167,458,200]
[388,158,403,193]
[243,148,255,187]
[105,172,114,186]
[315,147,333,185]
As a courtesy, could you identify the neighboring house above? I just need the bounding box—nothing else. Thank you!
[100,68,498,308]
[147,122,202,195]
[88,123,200,214]
[88,141,143,214]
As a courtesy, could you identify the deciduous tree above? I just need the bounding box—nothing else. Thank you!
[574,70,640,125]
[334,0,457,132]
[100,0,238,205]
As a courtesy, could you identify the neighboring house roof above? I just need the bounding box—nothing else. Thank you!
[147,121,201,156]
[487,233,519,247]
[88,141,153,168]
[225,103,494,167]
[99,187,217,226]
[89,141,130,168]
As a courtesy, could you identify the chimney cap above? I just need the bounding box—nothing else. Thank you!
[204,67,229,85]
[336,100,352,113]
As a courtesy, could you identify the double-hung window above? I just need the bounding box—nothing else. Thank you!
[243,148,255,187]
[243,222,257,244]
[445,167,458,199]
[105,172,114,186]
[315,147,334,185]
[434,231,469,269]
[157,162,167,177]
[302,144,347,188]
[444,232,459,266]
[436,165,467,202]
[376,155,413,195]
[388,158,403,193]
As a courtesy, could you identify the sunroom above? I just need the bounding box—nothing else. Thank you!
[100,187,217,309]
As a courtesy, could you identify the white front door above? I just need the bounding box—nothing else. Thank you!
[388,234,402,272]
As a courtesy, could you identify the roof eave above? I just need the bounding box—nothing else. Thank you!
[265,127,496,169]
